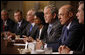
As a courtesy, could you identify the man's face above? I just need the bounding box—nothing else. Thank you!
[76,4,84,24]
[14,12,22,22]
[26,10,34,22]
[1,11,8,21]
[58,8,71,25]
[44,8,53,24]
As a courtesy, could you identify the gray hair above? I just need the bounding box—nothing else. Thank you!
[1,9,9,16]
[28,9,36,16]
[44,5,57,14]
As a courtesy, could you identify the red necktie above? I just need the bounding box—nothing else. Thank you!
[3,23,5,31]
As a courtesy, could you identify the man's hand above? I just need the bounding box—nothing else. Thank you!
[28,36,34,42]
[23,36,34,42]
[23,36,29,42]
[36,39,44,50]
[58,45,70,54]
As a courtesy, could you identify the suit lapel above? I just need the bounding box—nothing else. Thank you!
[49,21,59,36]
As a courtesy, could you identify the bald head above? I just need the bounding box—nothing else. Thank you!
[59,5,74,14]
[58,5,74,25]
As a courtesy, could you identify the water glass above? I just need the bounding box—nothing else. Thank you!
[44,47,52,54]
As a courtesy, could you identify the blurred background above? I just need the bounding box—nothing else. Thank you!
[1,1,79,21]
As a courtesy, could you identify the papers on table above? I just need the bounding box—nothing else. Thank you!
[13,43,26,46]
[52,52,59,54]
[15,38,24,40]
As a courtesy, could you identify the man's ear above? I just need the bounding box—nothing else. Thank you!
[69,12,73,17]
[53,13,57,19]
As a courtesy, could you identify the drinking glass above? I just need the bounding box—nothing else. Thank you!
[44,47,52,54]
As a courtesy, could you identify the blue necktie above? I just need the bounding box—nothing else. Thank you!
[47,25,52,35]
[62,26,69,43]
[30,25,33,32]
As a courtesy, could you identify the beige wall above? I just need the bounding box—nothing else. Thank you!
[23,1,49,18]
[1,1,78,20]
[23,1,71,17]
[1,1,23,20]
[55,1,70,9]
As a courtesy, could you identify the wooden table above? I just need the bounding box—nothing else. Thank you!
[1,37,25,54]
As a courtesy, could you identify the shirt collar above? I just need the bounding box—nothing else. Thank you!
[67,21,72,29]
[31,23,35,27]
[18,20,22,26]
[4,20,7,26]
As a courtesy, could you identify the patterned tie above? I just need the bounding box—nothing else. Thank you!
[47,25,52,35]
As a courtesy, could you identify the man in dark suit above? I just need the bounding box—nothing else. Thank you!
[59,1,84,54]
[13,10,28,37]
[1,10,15,33]
[75,1,84,54]
[22,9,39,41]
[36,5,62,51]
[57,4,83,53]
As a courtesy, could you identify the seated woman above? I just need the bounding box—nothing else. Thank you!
[34,11,48,50]
[34,11,48,40]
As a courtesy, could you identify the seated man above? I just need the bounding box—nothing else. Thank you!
[22,9,39,42]
[36,5,62,51]
[13,10,29,37]
[57,4,82,52]
[1,9,15,33]
[5,10,29,40]
[58,1,84,54]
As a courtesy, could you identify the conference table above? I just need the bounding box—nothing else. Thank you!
[1,36,60,54]
[1,34,59,54]
[1,37,25,54]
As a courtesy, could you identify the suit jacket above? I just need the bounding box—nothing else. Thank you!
[1,18,15,32]
[22,23,39,40]
[13,19,29,35]
[73,24,84,54]
[58,18,82,51]
[73,37,84,54]
[43,20,62,44]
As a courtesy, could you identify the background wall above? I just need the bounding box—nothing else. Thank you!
[1,1,79,21]
[1,1,23,20]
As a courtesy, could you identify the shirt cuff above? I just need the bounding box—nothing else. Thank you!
[44,43,47,48]
[69,51,73,54]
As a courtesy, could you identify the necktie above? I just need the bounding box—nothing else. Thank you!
[62,26,69,43]
[17,23,20,30]
[30,25,33,32]
[3,23,5,31]
[47,25,52,35]
[3,22,7,31]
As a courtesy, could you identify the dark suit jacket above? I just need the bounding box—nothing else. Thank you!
[36,24,48,40]
[1,18,15,32]
[73,37,84,54]
[22,23,39,40]
[73,24,84,54]
[13,19,29,36]
[57,18,82,51]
